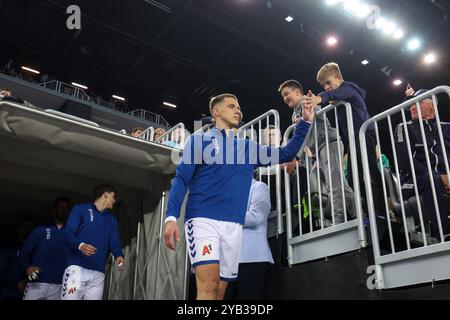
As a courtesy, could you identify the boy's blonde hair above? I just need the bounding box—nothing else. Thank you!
[317,62,342,83]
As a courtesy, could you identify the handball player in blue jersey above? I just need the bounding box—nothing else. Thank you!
[62,184,124,300]
[19,197,71,300]
[164,93,314,300]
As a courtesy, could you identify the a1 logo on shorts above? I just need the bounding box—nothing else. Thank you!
[62,267,78,298]
[202,244,213,256]
[68,287,77,295]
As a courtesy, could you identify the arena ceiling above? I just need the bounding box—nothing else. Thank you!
[0,0,449,130]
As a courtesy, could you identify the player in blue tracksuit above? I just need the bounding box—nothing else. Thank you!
[62,184,124,300]
[164,93,314,300]
[19,197,71,300]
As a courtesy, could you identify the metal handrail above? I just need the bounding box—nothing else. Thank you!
[359,85,450,259]
[154,123,186,149]
[282,102,366,265]
[138,126,155,142]
[193,123,213,135]
[358,85,450,289]
[128,109,170,128]
[37,78,171,127]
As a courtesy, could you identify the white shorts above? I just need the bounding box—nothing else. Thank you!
[61,265,105,300]
[23,282,61,300]
[185,217,242,281]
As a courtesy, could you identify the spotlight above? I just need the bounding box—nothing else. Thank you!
[112,95,126,101]
[424,53,436,64]
[393,29,404,40]
[354,4,371,19]
[163,102,177,109]
[326,36,338,46]
[285,16,294,22]
[21,66,40,75]
[343,0,371,19]
[382,21,396,35]
[361,60,370,65]
[375,17,387,30]
[393,79,402,86]
[407,38,421,51]
[71,82,88,90]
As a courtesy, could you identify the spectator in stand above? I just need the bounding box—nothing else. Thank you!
[0,88,12,99]
[131,127,145,138]
[0,87,38,109]
[225,179,274,300]
[395,86,450,239]
[154,128,167,141]
[39,73,49,83]
[303,62,385,233]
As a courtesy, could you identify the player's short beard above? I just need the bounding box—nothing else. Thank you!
[226,117,239,129]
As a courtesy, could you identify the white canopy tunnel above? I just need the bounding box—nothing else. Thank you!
[105,195,188,300]
[0,101,188,300]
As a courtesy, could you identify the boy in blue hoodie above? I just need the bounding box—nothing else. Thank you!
[62,184,124,300]
[164,93,314,300]
[303,63,386,243]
